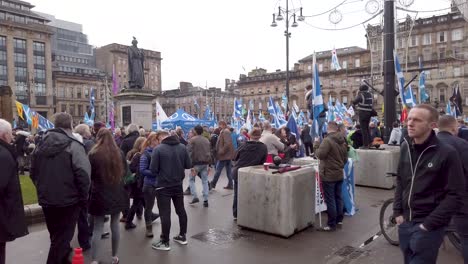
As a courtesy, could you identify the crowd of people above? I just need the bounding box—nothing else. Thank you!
[1,102,468,264]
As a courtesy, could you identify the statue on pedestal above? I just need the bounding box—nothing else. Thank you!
[128,37,145,89]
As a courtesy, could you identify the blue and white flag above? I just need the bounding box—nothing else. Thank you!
[312,52,324,122]
[38,114,54,131]
[84,112,93,126]
[331,47,341,71]
[327,96,335,122]
[394,51,406,105]
[281,92,288,111]
[418,57,429,103]
[293,100,300,114]
[298,111,306,126]
[233,98,243,119]
[342,159,356,216]
[446,101,456,117]
[22,104,33,125]
[404,85,417,108]
[275,102,288,126]
[203,105,211,120]
[286,116,303,158]
[89,87,95,116]
[249,99,254,111]
[258,110,266,122]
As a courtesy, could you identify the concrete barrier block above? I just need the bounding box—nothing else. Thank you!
[237,165,315,237]
[291,157,319,167]
[24,204,44,225]
[354,145,400,189]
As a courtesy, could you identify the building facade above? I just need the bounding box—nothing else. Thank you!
[95,43,162,93]
[161,82,236,122]
[367,8,467,114]
[0,0,54,119]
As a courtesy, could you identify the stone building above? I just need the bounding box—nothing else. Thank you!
[0,0,54,120]
[366,8,468,114]
[161,81,236,122]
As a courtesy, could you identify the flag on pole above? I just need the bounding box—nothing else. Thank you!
[446,101,453,116]
[22,104,33,125]
[89,87,95,120]
[203,105,212,120]
[258,110,266,122]
[418,57,429,103]
[312,52,324,136]
[155,101,168,129]
[281,92,288,111]
[16,101,24,120]
[293,100,300,114]
[112,64,118,95]
[394,51,406,105]
[404,85,417,108]
[331,47,342,71]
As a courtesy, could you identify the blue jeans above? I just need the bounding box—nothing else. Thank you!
[322,180,344,229]
[189,164,209,202]
[211,160,233,188]
[398,221,446,264]
[454,216,468,264]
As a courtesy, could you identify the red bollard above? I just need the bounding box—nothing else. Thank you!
[71,248,84,264]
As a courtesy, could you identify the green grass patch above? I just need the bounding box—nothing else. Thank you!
[19,174,37,205]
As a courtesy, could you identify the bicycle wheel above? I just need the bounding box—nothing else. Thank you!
[447,231,462,252]
[379,198,399,246]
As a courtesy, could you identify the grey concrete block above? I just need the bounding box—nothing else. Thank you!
[237,165,315,237]
[354,145,400,189]
[24,204,44,225]
[291,157,319,167]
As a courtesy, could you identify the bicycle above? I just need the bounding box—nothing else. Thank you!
[379,173,461,251]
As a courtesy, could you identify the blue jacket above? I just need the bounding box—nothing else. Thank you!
[140,147,156,186]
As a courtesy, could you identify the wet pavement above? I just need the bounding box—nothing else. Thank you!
[6,173,463,264]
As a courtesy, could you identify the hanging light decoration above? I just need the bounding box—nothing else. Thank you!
[329,9,343,24]
[365,0,381,15]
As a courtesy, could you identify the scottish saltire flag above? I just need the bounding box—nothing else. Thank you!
[342,159,356,216]
[89,87,95,119]
[404,85,417,108]
[203,105,212,120]
[418,57,429,103]
[291,109,298,121]
[298,111,306,126]
[275,101,288,126]
[446,101,453,116]
[112,64,118,95]
[268,97,281,128]
[234,98,243,119]
[84,112,93,126]
[258,110,266,122]
[327,96,335,122]
[394,51,406,105]
[194,98,200,110]
[331,47,341,71]
[347,105,355,117]
[249,100,254,111]
[22,104,33,125]
[281,92,288,111]
[155,101,168,129]
[286,116,303,158]
[312,52,324,122]
[38,114,54,130]
[293,100,300,114]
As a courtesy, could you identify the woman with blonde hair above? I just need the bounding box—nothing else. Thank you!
[140,132,162,237]
[88,129,128,264]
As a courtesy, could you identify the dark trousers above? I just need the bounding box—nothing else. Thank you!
[156,185,187,243]
[126,196,145,224]
[304,142,313,156]
[212,160,233,188]
[43,204,80,264]
[233,179,238,218]
[143,185,158,226]
[358,111,372,147]
[77,204,91,249]
[322,180,344,229]
[0,242,5,264]
[398,221,445,264]
[454,216,468,264]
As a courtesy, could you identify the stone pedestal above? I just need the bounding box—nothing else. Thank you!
[114,89,156,130]
[354,145,400,189]
[237,165,315,237]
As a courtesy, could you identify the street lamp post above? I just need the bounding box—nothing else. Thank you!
[271,2,304,114]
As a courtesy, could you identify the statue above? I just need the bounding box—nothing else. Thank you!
[128,37,145,89]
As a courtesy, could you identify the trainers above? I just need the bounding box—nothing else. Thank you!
[183,187,191,195]
[317,226,336,232]
[337,222,343,229]
[173,235,188,245]
[203,201,209,207]
[152,240,170,251]
[223,186,233,190]
[190,198,200,204]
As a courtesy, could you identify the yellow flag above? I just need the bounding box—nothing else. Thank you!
[32,114,39,129]
[16,101,24,120]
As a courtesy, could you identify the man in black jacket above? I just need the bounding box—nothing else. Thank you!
[0,119,28,264]
[120,123,140,156]
[437,115,468,262]
[31,113,91,264]
[393,105,464,264]
[231,128,267,220]
[150,131,191,251]
[352,84,374,149]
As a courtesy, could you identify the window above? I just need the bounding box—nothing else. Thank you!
[437,31,446,43]
[61,104,66,113]
[259,102,262,110]
[319,64,323,72]
[423,33,432,45]
[77,88,82,98]
[34,55,45,65]
[58,87,65,97]
[452,29,463,41]
[84,88,89,98]
[342,60,347,69]
[0,64,6,76]
[355,59,360,68]
[410,35,419,47]
[15,81,27,94]
[70,88,74,98]
[33,42,45,52]
[438,69,446,78]
[307,65,312,72]
[34,69,45,80]
[14,53,26,63]
[35,83,45,95]
[14,67,26,78]
[342,96,348,105]
[439,89,445,102]
[78,105,82,116]
[454,67,461,77]
[69,105,75,116]
[439,48,446,60]
[342,79,347,87]
[0,35,5,47]
[13,38,26,50]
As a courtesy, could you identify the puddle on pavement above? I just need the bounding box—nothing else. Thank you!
[191,228,250,245]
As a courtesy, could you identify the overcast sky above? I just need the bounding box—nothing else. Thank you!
[33,0,452,90]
